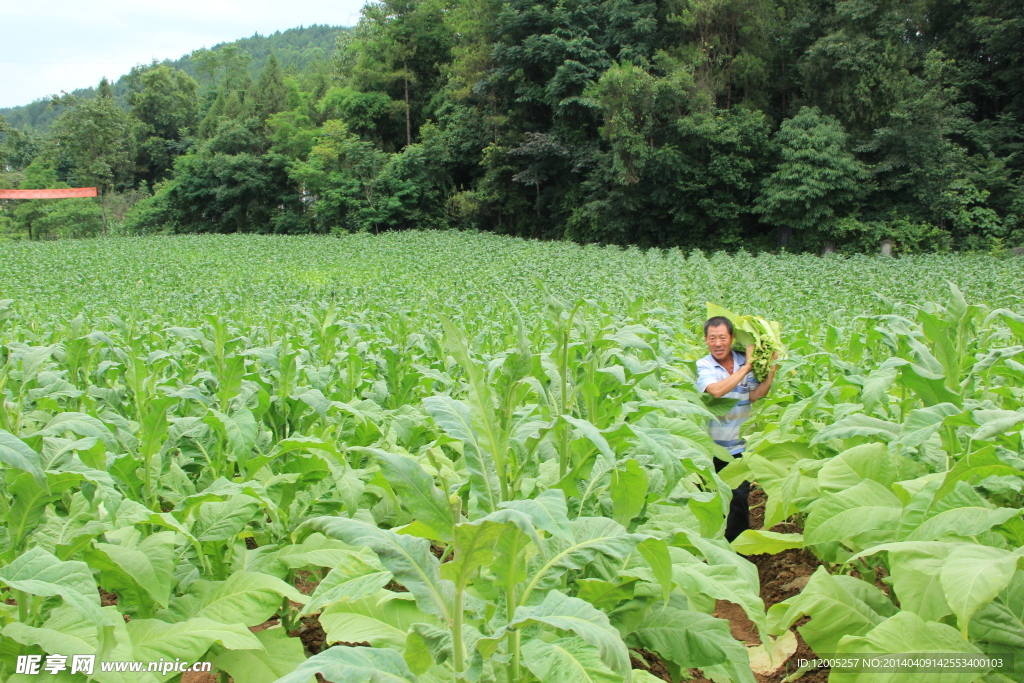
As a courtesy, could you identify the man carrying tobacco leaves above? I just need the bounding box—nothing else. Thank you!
[697,314,779,542]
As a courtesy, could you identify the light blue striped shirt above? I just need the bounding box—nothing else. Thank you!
[695,350,760,455]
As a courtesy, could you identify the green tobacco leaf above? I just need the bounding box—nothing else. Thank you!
[805,479,903,546]
[971,410,1024,442]
[522,636,624,683]
[320,593,432,648]
[7,470,84,550]
[968,571,1024,653]
[262,533,365,577]
[897,403,965,448]
[575,578,639,611]
[810,414,901,445]
[86,531,177,615]
[192,494,261,542]
[271,645,415,683]
[701,394,740,417]
[832,611,982,683]
[2,604,98,656]
[899,361,963,407]
[672,563,767,640]
[940,544,1022,636]
[511,590,631,678]
[37,412,117,449]
[0,429,46,486]
[563,415,617,463]
[205,407,258,462]
[627,599,751,676]
[861,361,899,415]
[905,507,1020,542]
[731,529,803,555]
[0,546,112,627]
[524,517,638,603]
[163,572,306,627]
[610,458,647,527]
[211,628,306,683]
[371,448,454,543]
[936,447,1024,499]
[637,537,673,601]
[404,622,453,674]
[441,519,506,587]
[500,489,572,541]
[304,516,455,622]
[423,395,501,516]
[128,617,262,678]
[300,548,391,616]
[767,567,895,654]
[817,443,913,494]
[855,541,955,622]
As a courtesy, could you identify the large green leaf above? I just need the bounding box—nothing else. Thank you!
[0,546,112,627]
[304,516,455,622]
[610,458,647,527]
[936,447,1024,499]
[626,599,753,679]
[7,470,84,549]
[271,645,416,683]
[162,571,306,626]
[128,617,263,679]
[510,590,631,678]
[522,636,624,683]
[672,563,767,640]
[940,544,1022,636]
[905,507,1019,542]
[731,529,803,555]
[0,429,46,486]
[320,593,432,648]
[805,479,903,546]
[370,449,455,542]
[831,611,983,683]
[300,549,392,616]
[523,517,638,603]
[85,530,177,615]
[499,489,572,542]
[810,414,901,445]
[423,395,501,516]
[817,443,920,493]
[767,567,895,654]
[192,494,261,542]
[210,628,307,683]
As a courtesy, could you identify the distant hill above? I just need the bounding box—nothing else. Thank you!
[0,24,348,132]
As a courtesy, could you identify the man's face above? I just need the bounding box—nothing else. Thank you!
[705,324,733,362]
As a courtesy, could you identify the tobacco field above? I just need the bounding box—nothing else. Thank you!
[0,232,1022,683]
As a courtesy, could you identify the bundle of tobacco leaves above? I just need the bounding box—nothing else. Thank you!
[706,303,784,382]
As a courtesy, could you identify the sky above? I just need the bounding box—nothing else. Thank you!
[0,0,367,109]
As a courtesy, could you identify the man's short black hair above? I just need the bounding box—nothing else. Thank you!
[704,316,733,337]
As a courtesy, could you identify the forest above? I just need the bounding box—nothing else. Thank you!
[0,0,1022,253]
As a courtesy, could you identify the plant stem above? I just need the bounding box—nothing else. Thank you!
[452,587,467,679]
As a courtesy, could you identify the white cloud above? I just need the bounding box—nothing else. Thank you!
[0,0,366,108]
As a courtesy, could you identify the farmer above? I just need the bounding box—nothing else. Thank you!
[696,316,778,542]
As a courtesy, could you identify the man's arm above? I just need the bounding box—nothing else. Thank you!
[703,345,754,398]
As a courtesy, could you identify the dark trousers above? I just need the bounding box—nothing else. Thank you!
[713,456,750,543]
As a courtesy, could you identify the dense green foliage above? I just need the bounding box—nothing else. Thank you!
[0,233,1021,682]
[2,0,1023,250]
[0,25,345,133]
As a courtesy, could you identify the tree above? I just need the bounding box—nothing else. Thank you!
[755,106,867,247]
[248,53,288,124]
[51,87,136,231]
[128,65,200,184]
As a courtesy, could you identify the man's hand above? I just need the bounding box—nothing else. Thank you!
[745,344,755,366]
